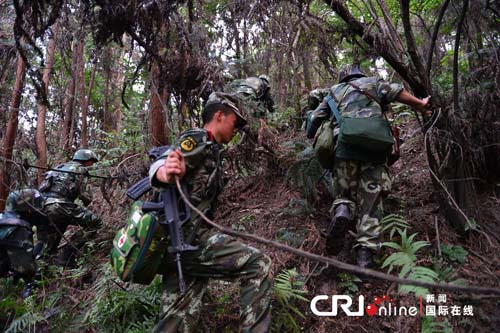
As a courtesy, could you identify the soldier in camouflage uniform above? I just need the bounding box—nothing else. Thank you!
[149,92,272,332]
[0,189,47,297]
[313,64,431,268]
[38,149,102,266]
[225,74,275,118]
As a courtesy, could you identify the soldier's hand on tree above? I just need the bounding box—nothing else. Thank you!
[417,96,432,116]
[158,150,186,184]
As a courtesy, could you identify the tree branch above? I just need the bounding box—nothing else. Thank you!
[400,0,429,92]
[426,0,451,78]
[322,0,428,96]
[453,0,469,113]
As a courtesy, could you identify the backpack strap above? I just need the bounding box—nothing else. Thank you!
[346,82,381,106]
[325,95,342,125]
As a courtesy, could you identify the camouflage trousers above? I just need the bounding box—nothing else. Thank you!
[153,231,272,333]
[0,226,36,281]
[39,200,102,257]
[331,160,392,251]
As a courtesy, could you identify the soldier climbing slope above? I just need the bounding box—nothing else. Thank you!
[310,64,431,269]
[0,189,48,297]
[38,149,102,267]
[149,92,272,333]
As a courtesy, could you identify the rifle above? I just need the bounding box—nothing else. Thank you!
[126,145,172,200]
[142,182,197,293]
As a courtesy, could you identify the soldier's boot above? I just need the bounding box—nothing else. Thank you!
[356,247,374,269]
[21,282,36,299]
[326,204,352,255]
[55,245,78,268]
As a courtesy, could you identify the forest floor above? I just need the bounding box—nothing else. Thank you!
[198,118,500,332]
[1,117,499,332]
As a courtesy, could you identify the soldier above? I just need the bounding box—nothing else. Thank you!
[0,189,47,297]
[314,64,431,268]
[149,92,272,332]
[38,149,102,266]
[225,74,275,118]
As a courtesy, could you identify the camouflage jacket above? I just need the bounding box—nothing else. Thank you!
[39,161,92,204]
[314,76,403,163]
[225,77,275,117]
[327,76,403,118]
[149,128,224,222]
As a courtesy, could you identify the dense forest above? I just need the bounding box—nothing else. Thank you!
[0,0,499,332]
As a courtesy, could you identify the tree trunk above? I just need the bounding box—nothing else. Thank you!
[0,55,26,210]
[149,61,169,146]
[60,32,82,152]
[80,58,97,148]
[36,22,59,185]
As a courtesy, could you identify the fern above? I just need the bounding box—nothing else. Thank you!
[398,266,439,297]
[5,312,45,333]
[272,268,308,333]
[380,214,411,239]
[433,260,467,286]
[382,228,437,297]
[382,229,429,273]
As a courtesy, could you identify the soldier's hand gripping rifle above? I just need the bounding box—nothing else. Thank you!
[142,182,198,293]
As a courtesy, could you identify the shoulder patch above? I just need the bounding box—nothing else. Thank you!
[180,136,197,152]
[177,128,210,155]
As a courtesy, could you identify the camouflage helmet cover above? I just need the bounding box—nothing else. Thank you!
[205,92,247,128]
[338,64,366,83]
[72,149,98,162]
[258,74,270,87]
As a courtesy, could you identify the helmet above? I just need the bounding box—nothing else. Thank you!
[259,74,270,87]
[5,189,44,214]
[72,149,98,162]
[206,92,247,128]
[338,64,366,83]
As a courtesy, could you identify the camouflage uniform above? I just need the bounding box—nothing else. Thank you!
[149,128,272,333]
[0,189,46,281]
[38,160,101,260]
[225,76,275,119]
[317,76,403,251]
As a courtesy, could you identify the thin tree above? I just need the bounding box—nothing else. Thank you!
[36,21,59,185]
[0,54,26,210]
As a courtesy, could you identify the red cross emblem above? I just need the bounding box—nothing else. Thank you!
[118,234,127,248]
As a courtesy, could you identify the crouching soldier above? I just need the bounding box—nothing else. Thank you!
[0,189,47,297]
[38,149,102,266]
[150,92,272,332]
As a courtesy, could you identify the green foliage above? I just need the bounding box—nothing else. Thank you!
[382,229,429,273]
[421,316,453,333]
[381,214,411,240]
[382,228,437,297]
[398,266,439,297]
[440,244,468,264]
[337,273,362,295]
[82,264,161,332]
[432,260,467,286]
[272,268,308,333]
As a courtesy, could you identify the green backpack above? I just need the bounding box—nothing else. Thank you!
[110,201,168,284]
[313,120,337,170]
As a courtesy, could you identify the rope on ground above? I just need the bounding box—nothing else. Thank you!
[175,177,500,296]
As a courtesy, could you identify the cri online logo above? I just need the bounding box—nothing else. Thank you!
[311,294,418,317]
